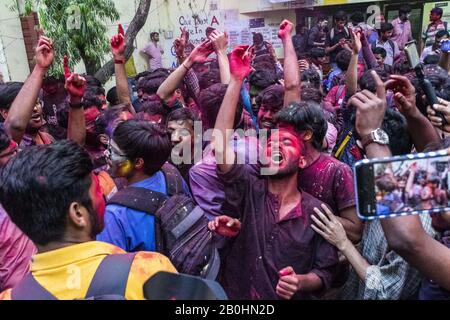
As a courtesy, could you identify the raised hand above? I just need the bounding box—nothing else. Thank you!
[349,70,387,137]
[276,266,299,300]
[64,55,86,101]
[207,215,241,237]
[35,35,55,70]
[278,19,294,40]
[208,30,228,54]
[187,39,214,64]
[349,28,362,55]
[230,45,251,81]
[111,24,126,59]
[174,27,187,58]
[384,75,417,117]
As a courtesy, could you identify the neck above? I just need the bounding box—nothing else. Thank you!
[303,144,321,167]
[37,237,92,254]
[127,171,151,185]
[268,173,300,202]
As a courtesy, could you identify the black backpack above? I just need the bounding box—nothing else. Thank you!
[12,253,136,300]
[107,163,221,280]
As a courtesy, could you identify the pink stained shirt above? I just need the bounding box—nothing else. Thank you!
[391,17,412,50]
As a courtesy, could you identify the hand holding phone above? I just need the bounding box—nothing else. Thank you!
[441,39,450,53]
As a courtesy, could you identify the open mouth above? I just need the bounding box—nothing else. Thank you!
[271,151,284,165]
[262,120,275,129]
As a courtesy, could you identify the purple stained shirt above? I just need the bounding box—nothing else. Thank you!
[297,154,356,215]
[217,164,339,300]
[391,18,412,50]
[0,205,37,291]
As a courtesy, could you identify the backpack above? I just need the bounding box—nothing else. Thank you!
[11,253,136,300]
[330,26,349,41]
[107,163,221,280]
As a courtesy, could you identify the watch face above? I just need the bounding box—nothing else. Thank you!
[374,129,389,144]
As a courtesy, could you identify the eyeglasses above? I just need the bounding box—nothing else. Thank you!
[105,141,128,161]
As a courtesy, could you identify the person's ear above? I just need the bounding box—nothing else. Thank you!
[302,130,313,143]
[98,134,109,146]
[0,109,8,121]
[68,202,89,228]
[134,158,145,171]
[298,155,307,169]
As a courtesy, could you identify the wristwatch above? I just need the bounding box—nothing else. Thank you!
[360,128,389,148]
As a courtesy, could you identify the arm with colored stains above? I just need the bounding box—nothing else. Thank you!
[4,36,54,144]
[213,46,251,174]
[111,24,134,113]
[157,39,214,102]
[64,55,87,146]
[276,267,325,299]
[278,20,300,106]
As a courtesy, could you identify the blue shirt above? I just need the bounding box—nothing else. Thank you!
[326,67,342,91]
[96,171,190,252]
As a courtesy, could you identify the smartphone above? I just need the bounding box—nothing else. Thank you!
[441,39,450,53]
[404,40,421,69]
[355,149,450,220]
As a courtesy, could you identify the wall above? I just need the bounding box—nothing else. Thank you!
[0,2,30,82]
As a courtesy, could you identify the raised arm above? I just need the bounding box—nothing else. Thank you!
[278,20,300,106]
[385,75,440,151]
[361,30,378,69]
[4,36,54,143]
[157,40,214,102]
[345,28,362,97]
[209,30,231,84]
[213,46,251,174]
[64,55,87,145]
[111,24,134,112]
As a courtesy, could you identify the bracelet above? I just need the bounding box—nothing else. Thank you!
[69,101,83,109]
[114,59,125,64]
[181,63,190,71]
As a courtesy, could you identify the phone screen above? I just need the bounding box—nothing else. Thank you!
[405,41,421,69]
[355,150,450,219]
[441,40,450,53]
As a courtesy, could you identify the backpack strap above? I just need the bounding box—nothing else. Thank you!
[161,163,184,196]
[388,40,395,56]
[11,273,57,300]
[108,187,167,215]
[85,253,137,300]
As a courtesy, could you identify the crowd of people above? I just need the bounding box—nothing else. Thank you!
[0,5,450,300]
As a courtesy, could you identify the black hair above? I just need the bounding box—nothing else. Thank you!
[379,22,394,34]
[334,11,347,22]
[300,84,323,104]
[83,75,103,89]
[198,68,221,90]
[350,12,365,24]
[0,125,11,153]
[150,32,159,39]
[360,69,389,92]
[393,57,412,75]
[135,71,152,83]
[275,101,327,150]
[436,29,449,39]
[0,140,94,245]
[382,108,412,156]
[424,55,441,65]
[431,7,444,17]
[166,107,200,124]
[249,69,278,90]
[256,84,285,111]
[309,47,326,58]
[94,104,129,137]
[139,99,167,119]
[373,47,387,58]
[140,70,171,95]
[399,5,411,15]
[295,24,304,34]
[0,82,23,111]
[198,83,243,130]
[113,119,171,176]
[301,69,322,89]
[106,87,120,106]
[83,87,104,109]
[376,176,397,193]
[336,49,352,71]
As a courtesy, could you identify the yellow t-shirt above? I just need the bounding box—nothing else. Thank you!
[125,56,137,78]
[0,241,176,300]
